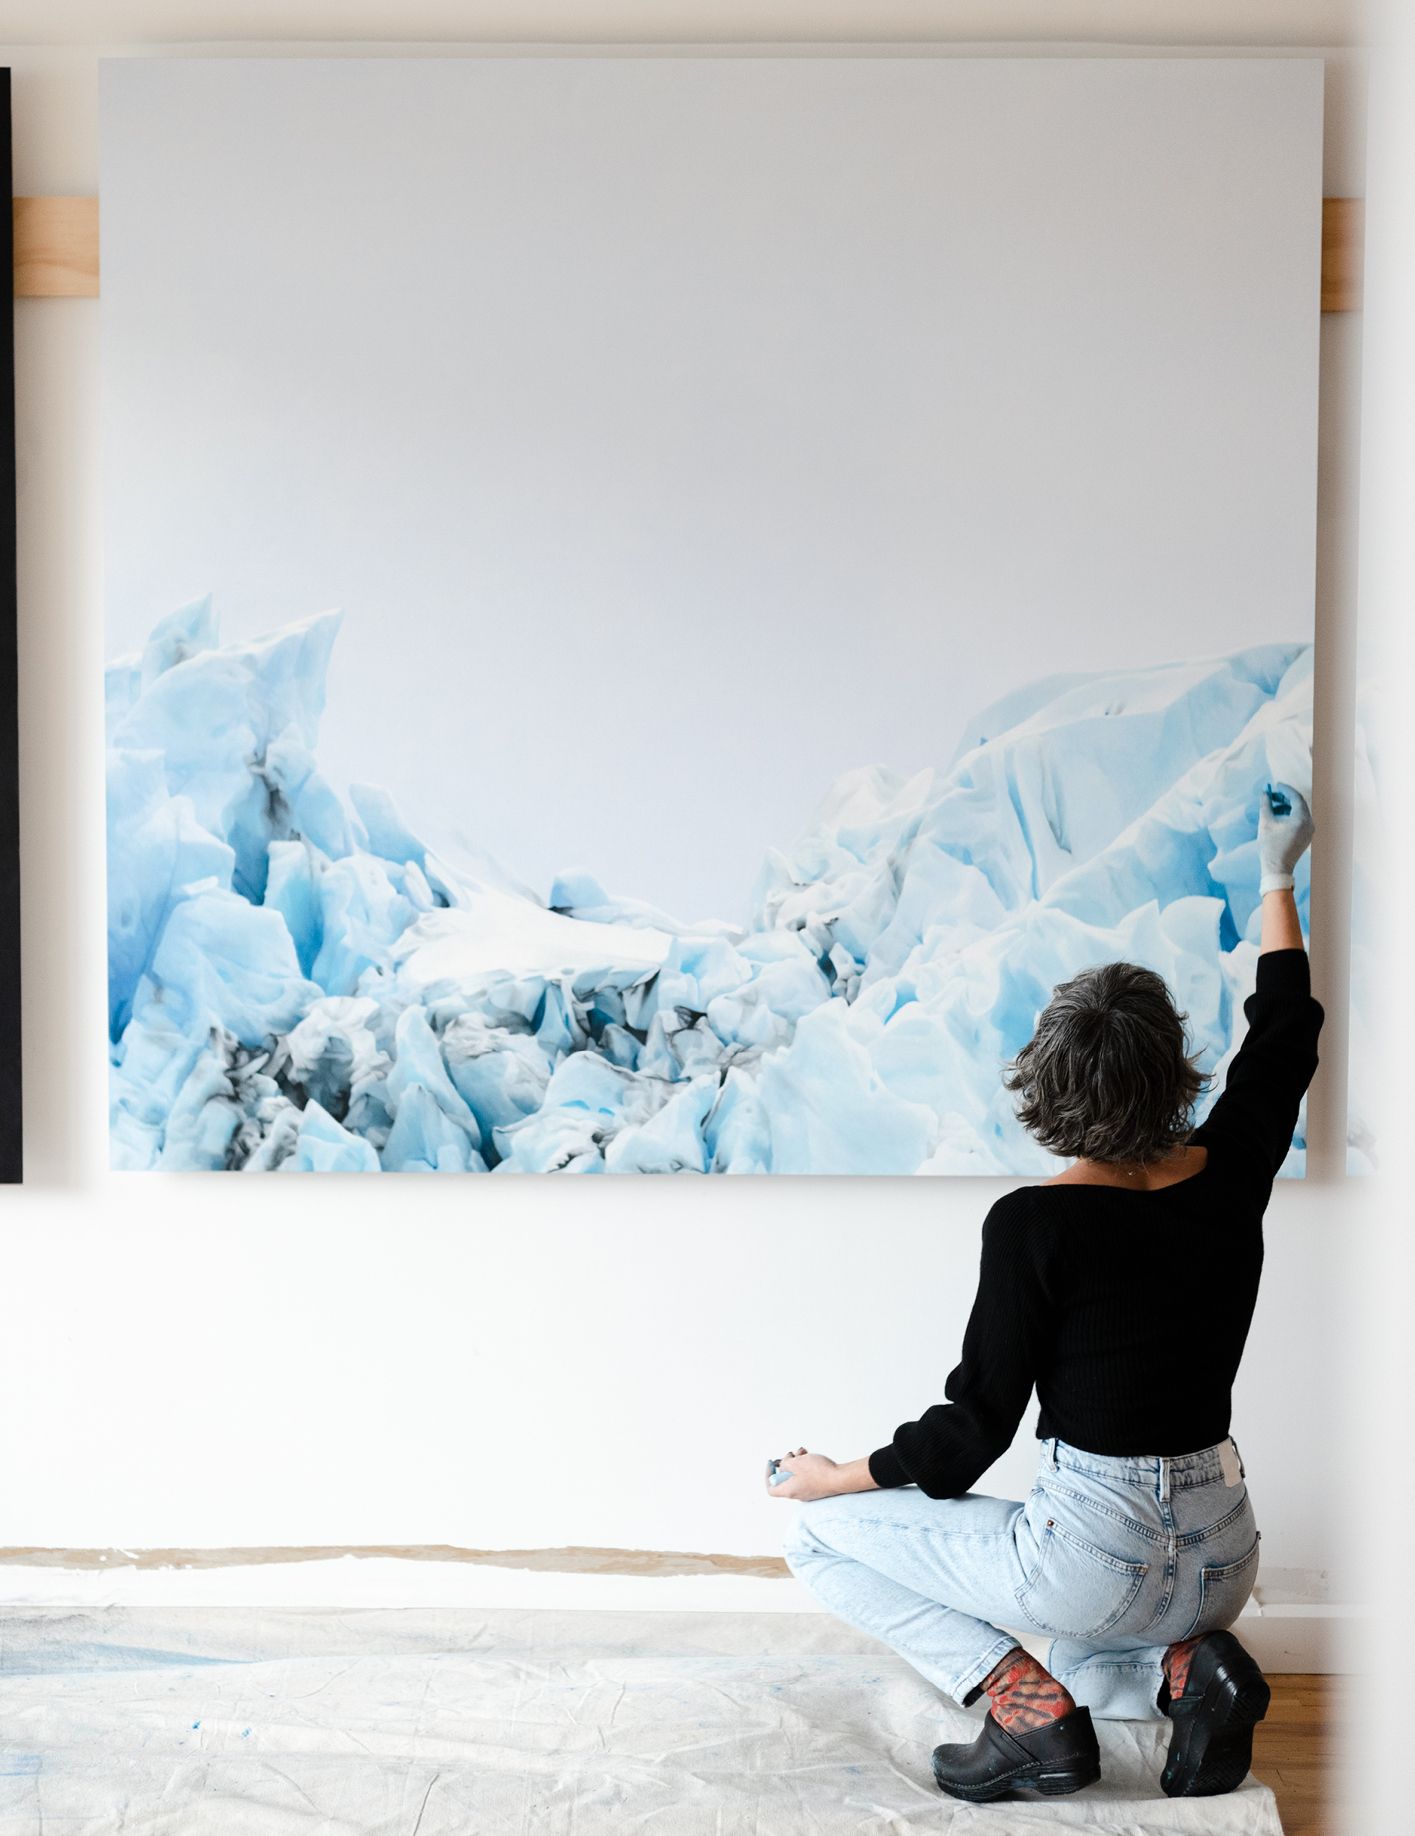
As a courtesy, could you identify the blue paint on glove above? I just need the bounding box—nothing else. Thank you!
[1258,779,1314,895]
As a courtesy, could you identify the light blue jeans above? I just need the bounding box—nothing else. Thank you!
[782,1435,1261,1719]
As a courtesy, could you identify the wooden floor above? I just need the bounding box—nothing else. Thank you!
[1253,1675,1345,1836]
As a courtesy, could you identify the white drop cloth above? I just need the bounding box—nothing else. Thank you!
[0,1605,1282,1833]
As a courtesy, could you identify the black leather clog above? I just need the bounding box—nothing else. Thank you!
[1161,1629,1271,1797]
[931,1704,1101,1802]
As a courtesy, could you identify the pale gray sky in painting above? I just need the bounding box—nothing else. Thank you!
[102,56,1322,925]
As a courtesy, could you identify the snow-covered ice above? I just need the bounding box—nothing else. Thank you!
[106,600,1322,1174]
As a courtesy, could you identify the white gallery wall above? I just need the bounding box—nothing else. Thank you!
[0,7,1367,1641]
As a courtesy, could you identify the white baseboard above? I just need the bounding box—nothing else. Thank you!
[1225,1604,1361,1674]
[0,1557,1362,1672]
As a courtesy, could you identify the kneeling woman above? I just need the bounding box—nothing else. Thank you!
[768,785,1322,1804]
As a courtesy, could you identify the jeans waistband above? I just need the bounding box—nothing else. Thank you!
[1039,1435,1244,1491]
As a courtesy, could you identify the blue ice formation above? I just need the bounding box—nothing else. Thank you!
[107,600,1316,1174]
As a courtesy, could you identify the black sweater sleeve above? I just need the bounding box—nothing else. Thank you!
[868,1196,1050,1498]
[1190,948,1324,1180]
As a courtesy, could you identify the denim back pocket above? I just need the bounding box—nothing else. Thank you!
[1181,1530,1261,1641]
[1015,1515,1151,1638]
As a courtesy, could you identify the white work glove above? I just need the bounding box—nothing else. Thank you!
[1257,781,1314,895]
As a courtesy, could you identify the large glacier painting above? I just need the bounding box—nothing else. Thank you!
[100,57,1326,1172]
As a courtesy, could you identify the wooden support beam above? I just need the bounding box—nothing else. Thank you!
[12,196,98,297]
[1322,197,1364,313]
[11,194,1366,310]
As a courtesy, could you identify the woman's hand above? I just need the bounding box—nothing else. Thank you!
[765,1448,880,1501]
[766,1448,840,1501]
[1257,780,1313,954]
[1258,781,1314,894]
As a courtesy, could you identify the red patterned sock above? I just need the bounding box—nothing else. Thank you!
[980,1647,1077,1733]
[1163,1634,1204,1701]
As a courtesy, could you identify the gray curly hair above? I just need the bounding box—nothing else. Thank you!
[1003,962,1209,1166]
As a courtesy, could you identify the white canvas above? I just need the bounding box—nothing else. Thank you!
[100,56,1324,1174]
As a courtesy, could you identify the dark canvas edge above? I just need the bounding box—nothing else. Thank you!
[0,70,22,1183]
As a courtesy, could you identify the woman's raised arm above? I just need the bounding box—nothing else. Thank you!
[1190,783,1323,1178]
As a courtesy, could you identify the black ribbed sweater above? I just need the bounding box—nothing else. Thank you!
[868,948,1325,1498]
